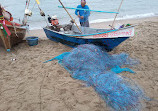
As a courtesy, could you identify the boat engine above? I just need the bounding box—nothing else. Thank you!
[51,15,59,26]
[48,15,61,32]
[63,20,74,31]
[48,15,51,23]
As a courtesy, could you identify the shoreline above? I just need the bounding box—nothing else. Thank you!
[90,16,158,28]
[29,15,158,30]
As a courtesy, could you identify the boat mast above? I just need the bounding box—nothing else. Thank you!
[22,0,31,25]
[35,0,49,26]
[58,6,119,14]
[111,0,124,28]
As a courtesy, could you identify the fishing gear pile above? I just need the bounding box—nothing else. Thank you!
[44,44,148,111]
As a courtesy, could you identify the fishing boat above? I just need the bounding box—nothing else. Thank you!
[43,0,135,51]
[0,25,27,48]
[44,24,134,51]
[0,1,32,51]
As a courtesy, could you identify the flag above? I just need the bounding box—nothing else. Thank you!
[36,0,40,5]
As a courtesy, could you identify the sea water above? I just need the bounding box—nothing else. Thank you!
[1,0,158,30]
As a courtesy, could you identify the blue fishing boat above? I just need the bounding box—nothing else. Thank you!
[44,25,134,51]
[43,0,135,51]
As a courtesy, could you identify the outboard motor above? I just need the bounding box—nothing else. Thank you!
[63,20,74,31]
[48,15,51,23]
[51,15,59,26]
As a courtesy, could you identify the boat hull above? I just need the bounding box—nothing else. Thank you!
[43,28,129,51]
[0,25,26,47]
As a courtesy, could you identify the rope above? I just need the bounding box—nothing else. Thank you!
[11,22,18,37]
[22,0,31,25]
[31,2,37,12]
[35,2,49,27]
[26,0,31,9]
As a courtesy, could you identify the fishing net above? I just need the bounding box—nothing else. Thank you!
[45,44,147,111]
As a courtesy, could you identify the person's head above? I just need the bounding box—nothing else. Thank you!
[81,0,86,7]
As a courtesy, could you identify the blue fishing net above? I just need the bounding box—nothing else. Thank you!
[93,72,144,111]
[44,44,146,111]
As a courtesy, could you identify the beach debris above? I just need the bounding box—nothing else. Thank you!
[44,44,148,111]
[135,32,138,36]
[11,58,16,61]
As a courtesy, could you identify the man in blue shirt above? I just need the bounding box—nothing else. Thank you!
[75,0,90,27]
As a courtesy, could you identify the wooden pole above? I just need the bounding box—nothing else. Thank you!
[27,0,31,9]
[58,6,119,14]
[36,4,49,27]
[23,0,31,25]
[0,28,11,51]
[0,6,11,51]
[111,0,124,28]
[58,0,82,33]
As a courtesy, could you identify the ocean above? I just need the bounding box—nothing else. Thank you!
[1,0,158,30]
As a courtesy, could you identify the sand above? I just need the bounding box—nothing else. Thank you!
[0,17,158,111]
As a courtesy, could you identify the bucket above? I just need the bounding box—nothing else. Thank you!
[26,37,38,46]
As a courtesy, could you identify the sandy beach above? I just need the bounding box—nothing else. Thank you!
[0,17,158,111]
